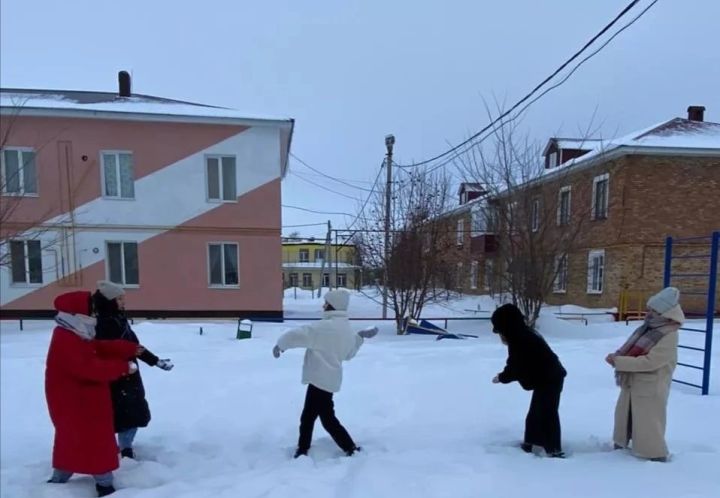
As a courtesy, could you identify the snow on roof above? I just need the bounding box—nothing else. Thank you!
[554,138,604,150]
[457,183,485,194]
[543,138,603,156]
[631,118,720,148]
[544,117,720,176]
[282,239,355,246]
[0,88,292,124]
[282,262,359,269]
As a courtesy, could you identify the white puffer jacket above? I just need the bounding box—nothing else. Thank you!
[277,310,364,393]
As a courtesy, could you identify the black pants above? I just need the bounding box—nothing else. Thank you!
[298,384,356,453]
[524,378,563,453]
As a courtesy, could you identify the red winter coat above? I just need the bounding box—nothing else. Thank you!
[45,291,137,475]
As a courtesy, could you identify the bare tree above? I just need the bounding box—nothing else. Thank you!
[456,111,605,327]
[355,167,454,332]
[1,101,78,281]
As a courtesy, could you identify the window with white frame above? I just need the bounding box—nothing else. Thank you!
[456,219,465,246]
[336,273,347,287]
[9,240,42,284]
[314,248,325,261]
[484,259,494,291]
[106,242,139,286]
[1,148,37,195]
[587,249,605,294]
[101,152,135,199]
[557,186,572,226]
[548,151,558,168]
[302,273,313,288]
[592,173,610,220]
[456,262,464,288]
[471,205,486,236]
[531,199,540,232]
[206,155,237,202]
[208,242,239,287]
[322,273,330,287]
[299,249,309,262]
[553,254,568,293]
[289,273,299,287]
[470,261,479,290]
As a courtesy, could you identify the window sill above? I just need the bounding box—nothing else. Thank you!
[9,282,44,288]
[209,285,240,290]
[207,199,238,204]
[120,284,140,290]
[102,196,136,201]
[587,290,603,295]
[1,192,39,198]
[553,290,567,295]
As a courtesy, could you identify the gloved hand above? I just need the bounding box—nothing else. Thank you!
[358,326,379,339]
[128,361,138,375]
[156,359,174,371]
[272,345,282,358]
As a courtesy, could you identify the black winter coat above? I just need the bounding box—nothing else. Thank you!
[491,304,567,391]
[93,291,159,433]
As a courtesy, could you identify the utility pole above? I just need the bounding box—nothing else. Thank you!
[318,220,332,298]
[382,134,395,319]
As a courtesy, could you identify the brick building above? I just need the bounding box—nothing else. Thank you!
[445,106,720,313]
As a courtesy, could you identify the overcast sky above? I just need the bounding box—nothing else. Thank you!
[2,0,719,238]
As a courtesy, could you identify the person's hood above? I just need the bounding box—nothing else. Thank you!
[53,291,92,315]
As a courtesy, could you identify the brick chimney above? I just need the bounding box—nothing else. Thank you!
[118,71,131,98]
[687,106,705,122]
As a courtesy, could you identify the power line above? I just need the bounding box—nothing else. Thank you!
[282,204,355,217]
[282,222,329,228]
[416,0,661,175]
[344,161,386,231]
[395,0,648,169]
[291,153,375,192]
[288,171,363,202]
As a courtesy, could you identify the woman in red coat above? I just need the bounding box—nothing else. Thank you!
[45,291,140,497]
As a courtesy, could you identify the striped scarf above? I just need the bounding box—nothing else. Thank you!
[614,313,679,386]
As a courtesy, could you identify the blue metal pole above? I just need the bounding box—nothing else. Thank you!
[701,231,719,395]
[663,236,673,288]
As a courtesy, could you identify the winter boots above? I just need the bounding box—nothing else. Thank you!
[121,448,135,459]
[96,483,116,496]
[345,446,362,457]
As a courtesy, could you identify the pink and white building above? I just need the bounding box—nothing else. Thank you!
[0,73,293,319]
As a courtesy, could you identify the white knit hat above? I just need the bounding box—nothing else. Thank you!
[97,280,125,301]
[647,287,680,314]
[324,289,350,311]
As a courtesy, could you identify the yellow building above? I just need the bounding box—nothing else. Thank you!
[282,239,360,290]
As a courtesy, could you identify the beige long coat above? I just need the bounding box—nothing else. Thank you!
[613,329,679,459]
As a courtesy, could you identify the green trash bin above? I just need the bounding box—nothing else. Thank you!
[236,319,253,340]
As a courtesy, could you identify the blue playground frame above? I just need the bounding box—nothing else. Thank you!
[663,231,719,395]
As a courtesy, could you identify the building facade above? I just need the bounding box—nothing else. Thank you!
[445,107,720,313]
[0,73,294,318]
[282,239,360,291]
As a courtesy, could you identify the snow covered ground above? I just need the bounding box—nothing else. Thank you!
[1,291,719,498]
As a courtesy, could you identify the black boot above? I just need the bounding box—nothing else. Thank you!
[293,448,308,459]
[121,448,135,459]
[345,446,362,457]
[96,483,116,497]
[520,443,533,453]
[547,450,566,458]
